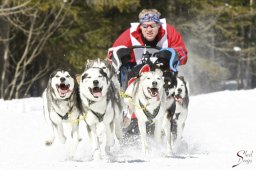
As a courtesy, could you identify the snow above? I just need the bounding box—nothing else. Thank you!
[0,89,256,170]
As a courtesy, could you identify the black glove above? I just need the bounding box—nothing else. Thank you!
[116,48,131,64]
[155,49,180,72]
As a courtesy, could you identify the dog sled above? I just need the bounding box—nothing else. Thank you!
[110,45,180,136]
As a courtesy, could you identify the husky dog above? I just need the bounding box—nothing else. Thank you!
[164,76,189,154]
[42,68,80,158]
[173,76,189,145]
[124,69,166,155]
[79,66,119,160]
[84,58,124,139]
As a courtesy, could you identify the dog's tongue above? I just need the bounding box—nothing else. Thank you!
[59,89,68,94]
[157,94,160,101]
[93,92,102,97]
[175,96,183,104]
[58,88,70,97]
[58,84,70,96]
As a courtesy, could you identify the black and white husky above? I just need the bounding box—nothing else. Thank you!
[79,64,122,160]
[42,68,80,158]
[163,76,189,154]
[124,69,167,155]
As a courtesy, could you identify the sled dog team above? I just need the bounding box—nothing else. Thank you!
[42,58,189,160]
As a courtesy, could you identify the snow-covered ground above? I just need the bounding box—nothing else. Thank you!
[0,89,255,170]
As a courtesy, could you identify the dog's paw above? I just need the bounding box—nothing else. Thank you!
[105,146,111,155]
[45,140,53,146]
[93,149,101,160]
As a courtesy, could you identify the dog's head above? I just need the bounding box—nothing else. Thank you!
[163,71,177,98]
[80,67,109,101]
[49,68,76,99]
[85,58,113,79]
[140,69,164,100]
[174,76,188,102]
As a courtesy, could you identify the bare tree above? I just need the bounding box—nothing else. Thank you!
[0,0,32,16]
[0,1,73,99]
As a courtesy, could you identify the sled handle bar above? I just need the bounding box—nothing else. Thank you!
[129,45,161,51]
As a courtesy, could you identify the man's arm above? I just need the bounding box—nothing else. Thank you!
[166,24,188,65]
[112,28,132,47]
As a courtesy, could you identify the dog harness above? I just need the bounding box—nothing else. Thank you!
[83,93,111,122]
[90,110,105,122]
[56,98,74,120]
[139,100,161,123]
[57,112,70,120]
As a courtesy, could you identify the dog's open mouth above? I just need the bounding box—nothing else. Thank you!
[147,87,159,97]
[175,94,183,104]
[56,83,70,97]
[89,87,102,98]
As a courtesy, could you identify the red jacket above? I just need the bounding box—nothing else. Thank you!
[112,23,188,65]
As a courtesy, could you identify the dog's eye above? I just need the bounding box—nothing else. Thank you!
[55,75,60,78]
[99,75,103,78]
[157,77,161,80]
[66,75,70,78]
[87,76,91,79]
[147,77,150,79]
[102,67,106,69]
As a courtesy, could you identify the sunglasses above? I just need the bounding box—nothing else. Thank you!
[141,23,159,29]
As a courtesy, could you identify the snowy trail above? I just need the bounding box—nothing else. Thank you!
[0,90,256,170]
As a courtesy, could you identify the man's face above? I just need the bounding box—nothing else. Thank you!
[140,21,160,42]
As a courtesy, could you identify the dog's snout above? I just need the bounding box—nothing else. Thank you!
[177,88,182,93]
[93,80,99,86]
[152,81,157,87]
[60,77,66,82]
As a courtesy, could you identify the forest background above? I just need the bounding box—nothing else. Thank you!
[0,0,255,99]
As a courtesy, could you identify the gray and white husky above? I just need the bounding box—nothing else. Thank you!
[79,62,123,160]
[85,59,124,139]
[42,68,80,158]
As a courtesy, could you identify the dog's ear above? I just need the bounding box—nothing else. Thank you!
[155,68,163,77]
[49,70,57,78]
[179,76,185,82]
[85,59,94,70]
[99,69,109,84]
[139,71,147,79]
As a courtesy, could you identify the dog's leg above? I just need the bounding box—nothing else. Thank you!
[44,112,55,146]
[173,111,187,147]
[114,105,123,140]
[163,118,172,154]
[154,120,162,145]
[122,106,132,128]
[87,124,101,160]
[68,122,80,160]
[56,123,66,144]
[138,120,149,155]
[44,121,55,146]
[105,121,115,154]
[43,95,55,146]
